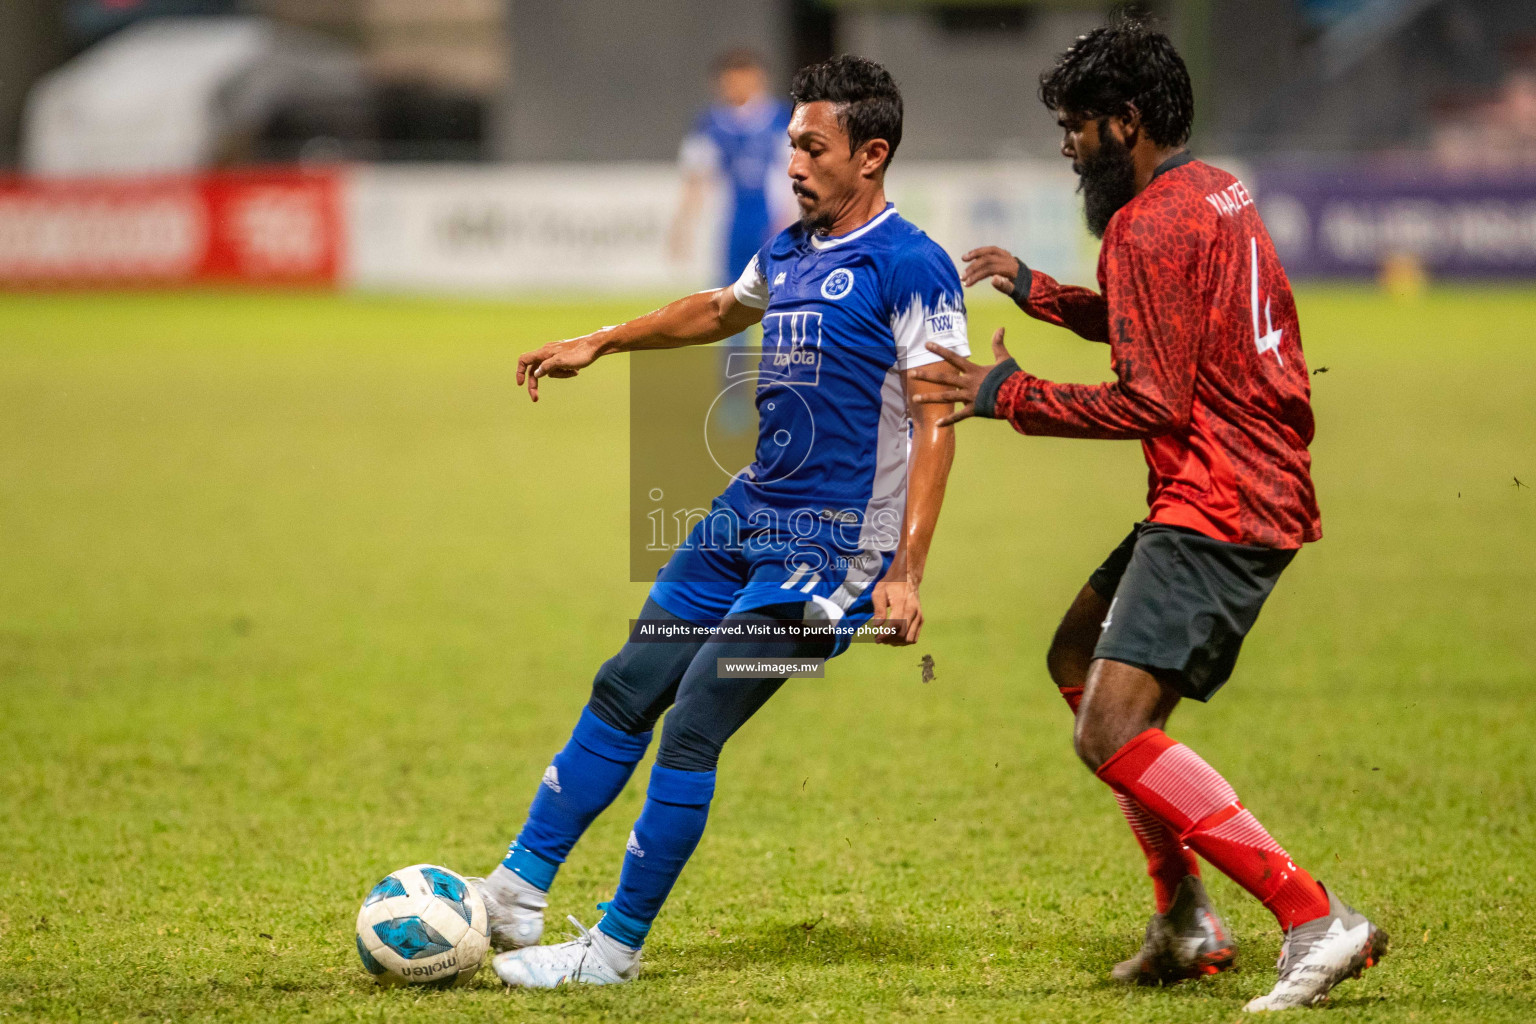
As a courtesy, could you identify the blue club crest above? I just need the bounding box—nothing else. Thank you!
[820,268,855,300]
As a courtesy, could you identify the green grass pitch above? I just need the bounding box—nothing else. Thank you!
[1,287,1532,1023]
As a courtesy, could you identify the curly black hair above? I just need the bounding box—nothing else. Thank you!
[1038,10,1194,148]
[790,55,903,168]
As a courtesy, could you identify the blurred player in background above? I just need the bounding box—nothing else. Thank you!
[479,56,970,988]
[913,15,1388,1012]
[670,48,795,429]
[670,48,795,279]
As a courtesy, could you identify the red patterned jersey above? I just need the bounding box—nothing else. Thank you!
[994,155,1321,549]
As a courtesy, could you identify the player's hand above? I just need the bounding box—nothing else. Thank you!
[910,328,1015,426]
[871,579,923,646]
[960,246,1021,295]
[516,335,601,402]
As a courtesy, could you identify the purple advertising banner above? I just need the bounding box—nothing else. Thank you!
[1252,163,1536,279]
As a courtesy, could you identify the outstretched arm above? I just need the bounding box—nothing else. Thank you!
[871,374,957,646]
[912,244,1199,439]
[516,285,764,402]
[961,246,1109,344]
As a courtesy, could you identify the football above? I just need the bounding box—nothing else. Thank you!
[354,864,489,988]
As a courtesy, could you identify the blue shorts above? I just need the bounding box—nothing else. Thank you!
[648,507,893,656]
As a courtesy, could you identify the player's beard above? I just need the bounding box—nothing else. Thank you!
[795,185,834,233]
[802,210,835,232]
[1077,127,1137,239]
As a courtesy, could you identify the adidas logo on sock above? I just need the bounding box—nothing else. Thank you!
[541,765,562,793]
[626,831,645,858]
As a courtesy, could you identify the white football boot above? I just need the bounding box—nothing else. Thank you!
[468,865,548,951]
[1244,887,1388,1011]
[492,916,640,988]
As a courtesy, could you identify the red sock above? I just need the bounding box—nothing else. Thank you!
[1112,789,1200,913]
[1059,686,1197,912]
[1096,728,1330,930]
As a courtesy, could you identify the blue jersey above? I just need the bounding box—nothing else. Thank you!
[648,204,969,639]
[679,99,793,281]
[723,204,969,551]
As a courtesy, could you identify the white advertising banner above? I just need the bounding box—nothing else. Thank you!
[887,161,1099,288]
[346,163,722,294]
[346,161,1101,295]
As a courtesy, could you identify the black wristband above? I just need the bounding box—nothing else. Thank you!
[974,357,1020,419]
[1009,258,1032,306]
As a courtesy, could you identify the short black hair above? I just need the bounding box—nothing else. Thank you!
[1038,10,1194,148]
[790,55,903,169]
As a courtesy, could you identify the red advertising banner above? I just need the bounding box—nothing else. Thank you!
[0,168,344,287]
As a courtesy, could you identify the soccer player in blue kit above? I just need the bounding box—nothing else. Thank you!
[670,49,796,427]
[476,56,971,988]
[671,49,794,297]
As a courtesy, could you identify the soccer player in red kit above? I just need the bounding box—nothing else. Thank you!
[912,15,1388,1012]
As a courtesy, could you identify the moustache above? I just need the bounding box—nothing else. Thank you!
[792,184,818,201]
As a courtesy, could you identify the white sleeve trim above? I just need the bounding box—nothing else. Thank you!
[891,292,969,369]
[678,133,720,175]
[731,254,770,309]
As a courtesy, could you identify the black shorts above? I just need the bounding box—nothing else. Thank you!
[1088,522,1296,702]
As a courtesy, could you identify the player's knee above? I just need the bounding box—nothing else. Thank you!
[1070,716,1098,770]
[1046,613,1097,689]
[588,655,654,736]
[1045,636,1076,688]
[654,721,721,774]
[1071,705,1120,771]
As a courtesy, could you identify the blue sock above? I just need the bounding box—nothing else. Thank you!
[598,764,716,949]
[504,706,652,890]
